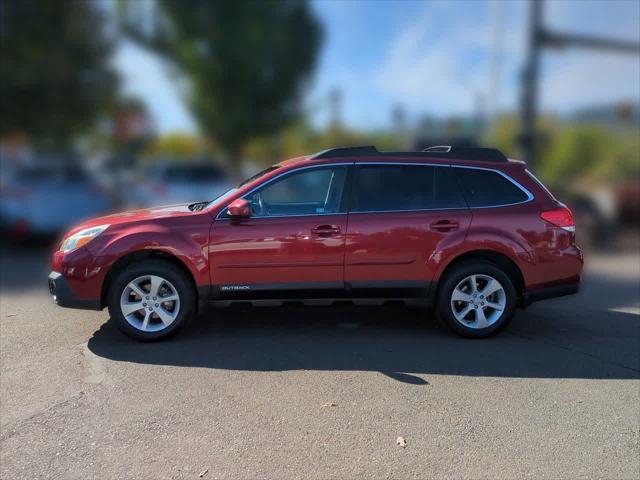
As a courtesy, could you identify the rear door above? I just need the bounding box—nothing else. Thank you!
[344,163,471,297]
[209,164,350,298]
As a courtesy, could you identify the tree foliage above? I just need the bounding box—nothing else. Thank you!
[145,132,206,159]
[489,115,640,184]
[0,0,118,146]
[540,125,640,183]
[121,0,322,174]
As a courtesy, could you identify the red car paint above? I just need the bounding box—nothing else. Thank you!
[49,152,583,310]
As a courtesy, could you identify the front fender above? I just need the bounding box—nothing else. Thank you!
[87,221,210,286]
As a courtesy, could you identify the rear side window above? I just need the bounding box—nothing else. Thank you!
[454,168,530,207]
[351,165,466,213]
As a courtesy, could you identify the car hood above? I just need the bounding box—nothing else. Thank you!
[65,203,196,235]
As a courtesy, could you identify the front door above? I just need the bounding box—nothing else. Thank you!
[344,163,471,297]
[209,164,349,299]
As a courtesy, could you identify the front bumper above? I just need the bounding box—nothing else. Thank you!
[48,272,101,310]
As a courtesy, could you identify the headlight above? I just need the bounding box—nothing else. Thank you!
[60,224,110,253]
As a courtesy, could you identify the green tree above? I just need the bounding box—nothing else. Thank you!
[121,0,322,178]
[539,125,608,182]
[146,132,205,159]
[0,0,118,147]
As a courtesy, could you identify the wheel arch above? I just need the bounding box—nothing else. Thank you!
[100,249,198,308]
[436,249,526,300]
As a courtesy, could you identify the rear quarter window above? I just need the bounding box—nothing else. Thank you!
[454,168,531,207]
[526,169,557,200]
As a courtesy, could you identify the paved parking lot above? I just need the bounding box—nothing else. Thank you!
[1,248,639,479]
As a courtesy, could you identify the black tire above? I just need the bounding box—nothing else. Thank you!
[436,261,517,338]
[107,259,196,341]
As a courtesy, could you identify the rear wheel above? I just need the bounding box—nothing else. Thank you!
[436,261,517,338]
[107,260,196,341]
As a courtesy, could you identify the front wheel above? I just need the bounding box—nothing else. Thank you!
[107,259,196,341]
[436,261,517,338]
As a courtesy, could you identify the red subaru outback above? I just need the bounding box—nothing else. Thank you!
[49,146,583,340]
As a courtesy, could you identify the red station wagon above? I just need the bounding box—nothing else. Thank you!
[49,146,583,340]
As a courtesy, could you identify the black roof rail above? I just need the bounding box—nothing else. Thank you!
[310,145,508,162]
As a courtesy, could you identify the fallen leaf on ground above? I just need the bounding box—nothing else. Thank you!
[396,436,407,448]
[198,468,208,477]
[321,402,337,408]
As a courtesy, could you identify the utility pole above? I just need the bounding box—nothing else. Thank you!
[520,0,542,167]
[520,0,640,169]
[488,0,505,129]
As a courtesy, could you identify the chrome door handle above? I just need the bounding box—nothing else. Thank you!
[311,225,341,236]
[430,220,459,232]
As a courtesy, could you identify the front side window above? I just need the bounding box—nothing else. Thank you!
[454,168,531,207]
[243,166,347,217]
[208,166,281,208]
[351,165,466,213]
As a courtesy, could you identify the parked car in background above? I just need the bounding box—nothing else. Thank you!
[0,164,114,238]
[49,145,583,341]
[615,179,640,225]
[130,162,231,208]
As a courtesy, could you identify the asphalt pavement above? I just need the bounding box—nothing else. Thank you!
[1,247,638,479]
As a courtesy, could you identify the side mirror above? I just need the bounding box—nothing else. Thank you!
[227,198,251,218]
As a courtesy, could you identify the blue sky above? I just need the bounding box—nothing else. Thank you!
[112,0,640,133]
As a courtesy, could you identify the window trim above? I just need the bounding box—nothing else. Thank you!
[451,165,534,209]
[215,163,352,220]
[216,161,535,219]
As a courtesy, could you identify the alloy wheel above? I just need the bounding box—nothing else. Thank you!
[450,274,506,329]
[119,275,181,332]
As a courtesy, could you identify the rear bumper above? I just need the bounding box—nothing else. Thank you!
[521,281,580,307]
[48,272,102,310]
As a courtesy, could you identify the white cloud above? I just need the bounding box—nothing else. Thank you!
[113,0,639,133]
[372,0,639,119]
[372,1,526,117]
[545,0,640,41]
[541,51,640,112]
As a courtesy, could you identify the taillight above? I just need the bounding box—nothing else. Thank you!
[540,207,575,232]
